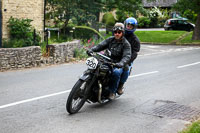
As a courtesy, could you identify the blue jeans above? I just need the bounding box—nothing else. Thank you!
[120,63,133,83]
[109,67,124,93]
[109,63,133,93]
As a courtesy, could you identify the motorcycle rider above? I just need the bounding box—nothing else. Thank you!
[87,22,131,100]
[117,17,140,95]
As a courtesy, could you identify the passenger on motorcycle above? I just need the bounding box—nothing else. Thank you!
[117,17,140,94]
[87,22,131,100]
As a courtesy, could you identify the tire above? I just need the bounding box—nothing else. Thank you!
[66,79,87,114]
[168,28,173,31]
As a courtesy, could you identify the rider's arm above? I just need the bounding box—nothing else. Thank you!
[90,37,114,52]
[118,38,131,67]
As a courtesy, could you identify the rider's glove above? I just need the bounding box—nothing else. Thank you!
[86,49,93,56]
[115,62,123,68]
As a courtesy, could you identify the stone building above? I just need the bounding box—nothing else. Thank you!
[143,0,178,8]
[0,0,45,47]
[143,0,180,19]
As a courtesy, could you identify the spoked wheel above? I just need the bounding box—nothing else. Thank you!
[66,79,88,114]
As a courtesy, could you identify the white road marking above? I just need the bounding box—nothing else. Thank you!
[146,46,160,48]
[0,70,160,109]
[0,90,71,109]
[129,71,159,78]
[177,62,200,69]
[139,47,200,57]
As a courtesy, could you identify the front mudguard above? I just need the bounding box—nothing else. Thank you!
[79,70,97,98]
[79,71,92,81]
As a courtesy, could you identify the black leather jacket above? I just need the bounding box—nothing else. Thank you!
[125,32,140,63]
[91,36,131,67]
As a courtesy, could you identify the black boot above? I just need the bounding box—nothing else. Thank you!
[117,83,124,95]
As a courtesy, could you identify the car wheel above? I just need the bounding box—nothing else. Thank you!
[168,28,173,30]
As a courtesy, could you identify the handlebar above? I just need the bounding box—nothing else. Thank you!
[86,49,119,67]
[96,53,111,61]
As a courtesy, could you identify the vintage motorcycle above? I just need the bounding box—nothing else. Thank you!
[66,52,121,114]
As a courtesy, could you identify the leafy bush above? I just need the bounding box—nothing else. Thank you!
[74,48,88,59]
[8,17,33,39]
[73,37,103,59]
[116,10,128,23]
[136,7,170,28]
[40,41,47,56]
[102,12,116,34]
[102,12,116,26]
[4,17,41,48]
[148,7,165,28]
[64,21,75,34]
[158,8,170,27]
[48,31,73,44]
[3,39,25,48]
[116,10,134,23]
[138,17,151,28]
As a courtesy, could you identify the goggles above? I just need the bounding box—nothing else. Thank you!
[112,26,124,32]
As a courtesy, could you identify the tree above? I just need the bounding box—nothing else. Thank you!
[103,0,156,23]
[46,0,106,30]
[46,0,78,29]
[46,0,156,31]
[173,0,200,40]
[105,0,146,17]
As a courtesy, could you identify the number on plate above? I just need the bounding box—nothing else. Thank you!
[86,57,98,69]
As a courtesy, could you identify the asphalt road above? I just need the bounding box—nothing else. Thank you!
[0,44,200,133]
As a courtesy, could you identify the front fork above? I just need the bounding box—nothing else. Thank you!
[79,70,97,99]
[98,80,103,103]
[79,70,104,103]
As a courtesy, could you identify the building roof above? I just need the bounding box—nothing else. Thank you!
[143,0,177,7]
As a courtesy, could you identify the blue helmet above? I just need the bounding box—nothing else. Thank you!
[124,17,138,34]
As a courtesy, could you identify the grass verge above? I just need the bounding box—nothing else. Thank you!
[179,32,200,44]
[179,120,200,133]
[135,31,187,44]
[100,31,200,45]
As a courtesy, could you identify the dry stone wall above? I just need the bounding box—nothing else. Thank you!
[0,40,81,71]
[0,46,41,70]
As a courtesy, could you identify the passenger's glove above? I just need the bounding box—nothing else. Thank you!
[86,49,93,56]
[123,64,129,71]
[115,62,123,68]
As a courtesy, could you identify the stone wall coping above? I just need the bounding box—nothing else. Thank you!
[0,46,40,50]
[50,40,81,46]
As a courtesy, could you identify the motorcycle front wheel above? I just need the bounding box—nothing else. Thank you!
[66,79,88,114]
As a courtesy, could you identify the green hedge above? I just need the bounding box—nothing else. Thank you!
[102,12,116,26]
[138,17,151,28]
[73,26,104,40]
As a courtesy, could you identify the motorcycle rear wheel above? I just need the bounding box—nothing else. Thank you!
[66,79,87,114]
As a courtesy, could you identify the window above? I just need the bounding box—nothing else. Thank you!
[178,20,184,24]
[171,20,176,24]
